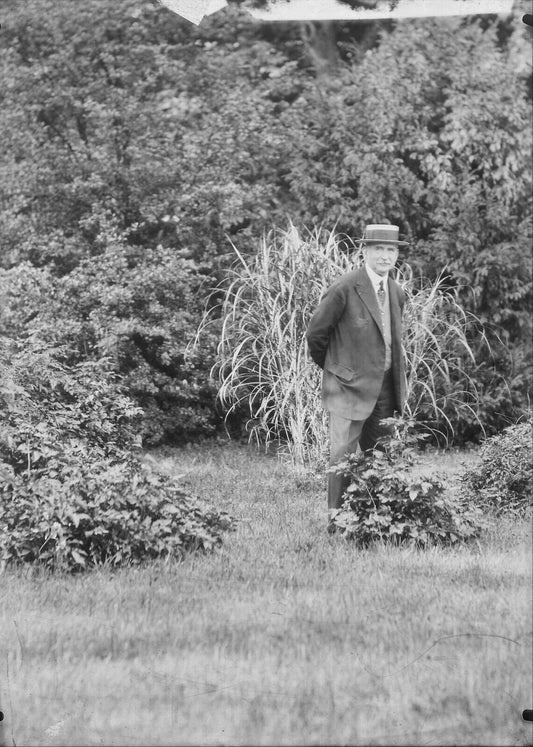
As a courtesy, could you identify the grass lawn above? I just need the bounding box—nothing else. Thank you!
[1,442,531,746]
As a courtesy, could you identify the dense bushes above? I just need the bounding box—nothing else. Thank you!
[461,415,533,515]
[1,455,234,572]
[329,419,483,545]
[329,413,532,545]
[0,0,530,444]
[0,245,221,445]
[0,335,234,572]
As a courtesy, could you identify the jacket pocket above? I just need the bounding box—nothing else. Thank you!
[326,361,356,383]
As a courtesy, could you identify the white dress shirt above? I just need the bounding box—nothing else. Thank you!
[365,263,388,301]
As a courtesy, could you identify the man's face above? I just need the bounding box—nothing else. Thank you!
[364,243,399,277]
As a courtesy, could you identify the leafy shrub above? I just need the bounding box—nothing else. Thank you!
[0,262,53,336]
[0,334,235,572]
[0,334,142,466]
[461,415,533,515]
[0,244,222,446]
[329,418,483,546]
[0,455,235,572]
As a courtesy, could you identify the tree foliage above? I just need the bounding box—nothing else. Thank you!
[0,244,221,444]
[1,0,530,444]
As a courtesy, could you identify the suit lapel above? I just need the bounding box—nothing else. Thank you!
[388,276,401,319]
[354,267,383,337]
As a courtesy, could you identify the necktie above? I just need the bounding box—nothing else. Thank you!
[377,280,386,308]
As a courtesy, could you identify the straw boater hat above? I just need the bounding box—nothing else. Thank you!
[357,224,410,246]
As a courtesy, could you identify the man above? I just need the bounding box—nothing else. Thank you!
[306,223,408,514]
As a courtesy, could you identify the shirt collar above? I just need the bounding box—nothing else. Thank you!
[365,263,388,293]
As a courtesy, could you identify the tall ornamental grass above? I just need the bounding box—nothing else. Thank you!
[398,264,488,441]
[197,224,487,466]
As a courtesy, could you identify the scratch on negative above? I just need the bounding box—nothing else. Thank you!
[356,632,520,679]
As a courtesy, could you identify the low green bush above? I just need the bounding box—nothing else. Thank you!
[461,415,533,515]
[329,419,483,545]
[0,455,234,572]
[0,335,235,572]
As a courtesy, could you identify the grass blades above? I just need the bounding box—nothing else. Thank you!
[1,443,531,746]
[400,267,489,443]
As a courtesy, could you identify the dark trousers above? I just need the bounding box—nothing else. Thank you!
[327,370,396,510]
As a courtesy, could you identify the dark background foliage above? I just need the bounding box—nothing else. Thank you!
[1,0,531,445]
[0,334,234,571]
[461,414,533,514]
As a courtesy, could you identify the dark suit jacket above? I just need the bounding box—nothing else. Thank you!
[306,266,406,420]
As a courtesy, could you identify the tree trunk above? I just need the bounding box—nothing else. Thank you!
[300,21,340,75]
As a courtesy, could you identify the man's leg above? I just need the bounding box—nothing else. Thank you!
[328,413,364,510]
[360,369,397,452]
